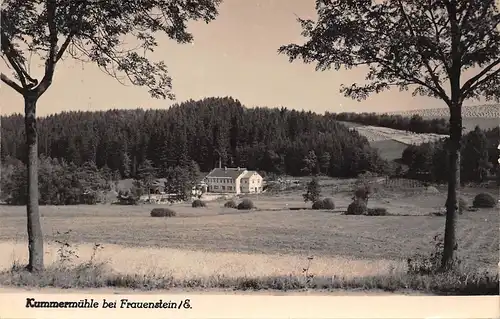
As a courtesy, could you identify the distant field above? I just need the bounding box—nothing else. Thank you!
[1,183,498,280]
[338,121,447,160]
[339,104,498,161]
[370,140,408,161]
[387,104,500,119]
[388,104,499,132]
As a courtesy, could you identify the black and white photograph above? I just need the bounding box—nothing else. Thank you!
[0,0,499,316]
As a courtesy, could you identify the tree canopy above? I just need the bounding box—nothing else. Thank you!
[278,0,499,105]
[1,0,221,99]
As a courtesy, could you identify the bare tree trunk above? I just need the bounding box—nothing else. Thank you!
[24,94,44,272]
[441,104,462,270]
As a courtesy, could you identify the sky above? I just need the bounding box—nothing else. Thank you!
[0,0,490,117]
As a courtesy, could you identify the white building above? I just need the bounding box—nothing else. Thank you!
[204,167,263,194]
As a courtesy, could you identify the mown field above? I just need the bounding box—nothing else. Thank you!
[1,180,498,283]
[338,105,499,161]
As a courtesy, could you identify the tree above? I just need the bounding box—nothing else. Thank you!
[319,152,331,175]
[303,177,321,203]
[301,150,319,176]
[163,161,200,201]
[279,0,499,270]
[461,126,491,182]
[1,0,221,272]
[137,159,157,200]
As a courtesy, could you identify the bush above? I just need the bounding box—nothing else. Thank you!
[224,200,237,208]
[311,200,324,210]
[237,199,254,210]
[312,198,335,210]
[366,207,388,216]
[192,199,206,208]
[303,177,321,203]
[472,193,496,208]
[346,200,367,215]
[150,208,176,217]
[353,184,372,203]
[321,197,335,210]
[458,197,468,214]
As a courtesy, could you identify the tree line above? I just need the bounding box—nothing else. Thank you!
[1,97,388,180]
[326,112,449,135]
[401,126,500,184]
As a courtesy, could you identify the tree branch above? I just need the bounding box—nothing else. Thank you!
[1,32,29,88]
[465,67,500,97]
[460,58,500,95]
[1,72,24,94]
[34,0,58,97]
[396,0,450,103]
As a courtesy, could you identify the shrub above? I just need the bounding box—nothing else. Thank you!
[458,197,468,214]
[237,199,254,210]
[321,197,335,210]
[303,177,321,203]
[312,198,335,210]
[224,200,237,208]
[353,184,372,204]
[311,200,324,210]
[472,193,496,208]
[192,199,206,208]
[366,207,388,216]
[346,200,367,215]
[150,208,176,217]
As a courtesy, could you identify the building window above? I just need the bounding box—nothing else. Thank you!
[222,186,226,190]
[214,186,218,190]
[228,186,232,190]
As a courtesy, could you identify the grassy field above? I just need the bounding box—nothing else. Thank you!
[370,140,408,161]
[1,181,498,285]
[337,104,499,161]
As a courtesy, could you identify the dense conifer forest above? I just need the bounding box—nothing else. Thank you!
[1,97,387,178]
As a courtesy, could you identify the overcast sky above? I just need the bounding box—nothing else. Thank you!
[0,0,489,117]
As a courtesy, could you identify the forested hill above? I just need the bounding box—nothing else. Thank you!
[0,97,386,178]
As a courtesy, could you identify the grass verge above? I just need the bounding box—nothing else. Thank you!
[0,261,497,295]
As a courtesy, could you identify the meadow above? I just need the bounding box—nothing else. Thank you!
[338,104,499,161]
[0,178,498,293]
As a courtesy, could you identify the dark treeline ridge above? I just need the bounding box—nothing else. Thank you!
[1,96,388,179]
[402,126,500,184]
[327,112,449,134]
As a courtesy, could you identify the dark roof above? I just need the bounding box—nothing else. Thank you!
[206,168,247,179]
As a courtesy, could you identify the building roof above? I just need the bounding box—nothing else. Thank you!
[240,171,255,179]
[206,167,247,179]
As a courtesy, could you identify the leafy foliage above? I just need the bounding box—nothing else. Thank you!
[191,199,206,208]
[353,184,372,204]
[312,197,335,210]
[1,156,110,205]
[346,200,367,216]
[472,193,497,208]
[237,199,254,210]
[224,200,237,208]
[1,0,222,99]
[303,177,321,203]
[279,0,499,104]
[402,126,499,183]
[164,161,200,201]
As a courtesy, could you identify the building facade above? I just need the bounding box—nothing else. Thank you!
[204,167,263,194]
